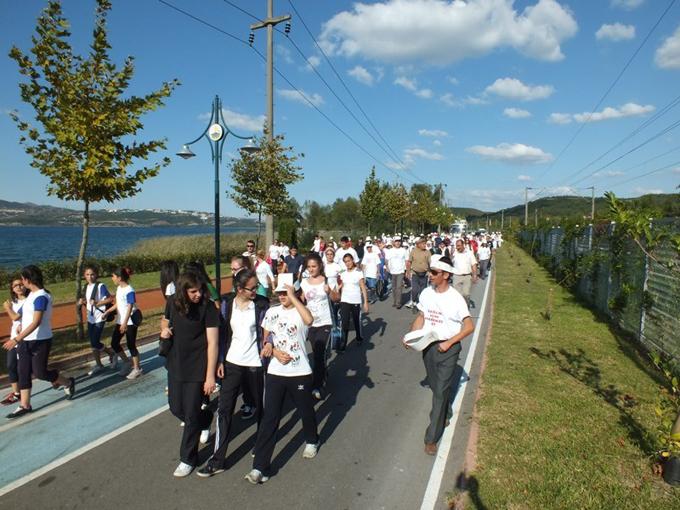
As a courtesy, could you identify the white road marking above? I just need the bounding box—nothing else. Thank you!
[420,272,492,510]
[0,404,169,497]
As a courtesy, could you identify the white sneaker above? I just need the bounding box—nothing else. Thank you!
[244,469,268,484]
[199,429,210,444]
[173,462,193,478]
[302,442,319,459]
[88,365,104,376]
[126,367,143,380]
[180,421,185,427]
[404,301,414,308]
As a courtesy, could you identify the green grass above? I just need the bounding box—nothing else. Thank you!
[124,233,252,258]
[45,262,231,304]
[465,243,679,509]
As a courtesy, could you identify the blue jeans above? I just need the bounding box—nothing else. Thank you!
[87,321,106,350]
[365,277,377,303]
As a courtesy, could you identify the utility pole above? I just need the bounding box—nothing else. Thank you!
[251,0,291,249]
[501,209,505,230]
[534,208,538,227]
[587,186,595,220]
[524,187,533,226]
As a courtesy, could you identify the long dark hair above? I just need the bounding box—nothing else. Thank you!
[160,260,179,295]
[173,271,208,316]
[183,261,211,285]
[304,253,325,277]
[112,266,132,282]
[21,265,47,292]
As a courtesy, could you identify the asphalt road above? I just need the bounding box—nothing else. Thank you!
[0,273,493,510]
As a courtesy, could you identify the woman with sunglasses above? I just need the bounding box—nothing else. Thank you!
[245,277,317,484]
[197,269,269,477]
[336,253,369,352]
[161,270,219,477]
[404,257,474,456]
[300,253,334,400]
[1,279,28,405]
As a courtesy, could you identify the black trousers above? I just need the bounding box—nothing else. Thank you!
[411,272,428,304]
[7,346,18,384]
[111,324,139,357]
[339,302,362,350]
[253,374,318,473]
[308,325,331,389]
[209,362,264,468]
[17,339,59,390]
[168,377,212,466]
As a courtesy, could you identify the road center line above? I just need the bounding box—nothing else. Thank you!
[420,272,492,510]
[0,404,169,497]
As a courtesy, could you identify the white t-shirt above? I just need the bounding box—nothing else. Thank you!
[361,251,380,279]
[21,289,53,341]
[165,282,176,297]
[227,301,261,367]
[255,260,274,288]
[478,246,491,261]
[268,244,281,261]
[261,305,311,377]
[300,279,332,327]
[115,285,137,326]
[10,299,25,340]
[417,286,470,341]
[452,250,478,275]
[340,268,364,305]
[386,247,408,275]
[323,261,342,290]
[335,246,359,264]
[85,282,111,324]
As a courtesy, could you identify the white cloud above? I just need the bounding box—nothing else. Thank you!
[198,109,265,132]
[593,170,625,177]
[517,174,533,181]
[633,187,663,195]
[485,77,554,101]
[447,76,459,85]
[672,167,680,174]
[394,76,432,99]
[276,88,324,107]
[404,147,444,160]
[304,55,321,71]
[504,107,532,118]
[655,26,680,70]
[319,0,578,65]
[419,129,448,137]
[348,65,375,85]
[441,93,456,107]
[611,0,645,10]
[573,103,655,122]
[596,23,635,42]
[276,46,294,64]
[433,139,442,146]
[548,112,572,124]
[440,93,488,108]
[466,142,553,164]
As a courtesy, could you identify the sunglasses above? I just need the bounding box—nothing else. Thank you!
[242,286,258,292]
[429,269,443,276]
[247,245,255,248]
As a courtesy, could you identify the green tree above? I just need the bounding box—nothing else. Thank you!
[359,166,382,235]
[383,182,410,233]
[409,184,436,233]
[229,131,303,249]
[9,0,178,339]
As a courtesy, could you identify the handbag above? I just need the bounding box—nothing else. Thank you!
[90,283,116,322]
[131,308,143,327]
[158,306,173,358]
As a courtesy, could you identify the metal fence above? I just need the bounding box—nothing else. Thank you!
[519,221,680,359]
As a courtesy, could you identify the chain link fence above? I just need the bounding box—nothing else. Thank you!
[519,221,680,359]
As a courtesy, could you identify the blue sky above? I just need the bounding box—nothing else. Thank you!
[1,0,679,216]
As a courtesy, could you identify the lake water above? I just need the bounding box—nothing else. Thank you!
[0,225,256,268]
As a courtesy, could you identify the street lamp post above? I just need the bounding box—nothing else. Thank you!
[176,95,257,295]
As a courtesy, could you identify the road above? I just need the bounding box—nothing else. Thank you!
[0,273,492,510]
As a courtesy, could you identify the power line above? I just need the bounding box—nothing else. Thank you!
[532,0,677,191]
[158,0,420,185]
[606,159,680,189]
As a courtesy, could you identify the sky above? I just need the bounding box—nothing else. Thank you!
[1,0,680,217]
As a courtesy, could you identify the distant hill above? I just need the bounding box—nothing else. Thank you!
[0,199,258,228]
[464,193,680,227]
[450,206,487,218]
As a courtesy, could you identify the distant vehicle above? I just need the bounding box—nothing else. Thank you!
[450,219,467,235]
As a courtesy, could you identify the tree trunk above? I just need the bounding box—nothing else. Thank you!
[256,208,262,251]
[75,201,90,342]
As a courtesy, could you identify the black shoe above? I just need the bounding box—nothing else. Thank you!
[7,405,33,419]
[241,406,255,420]
[196,463,225,478]
[64,377,76,400]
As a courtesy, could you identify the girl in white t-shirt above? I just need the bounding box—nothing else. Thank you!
[337,253,369,352]
[160,260,179,299]
[104,267,143,380]
[246,282,318,484]
[78,265,115,375]
[300,253,333,400]
[1,279,28,405]
[255,249,275,297]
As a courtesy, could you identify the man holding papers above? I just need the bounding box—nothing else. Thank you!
[403,256,475,456]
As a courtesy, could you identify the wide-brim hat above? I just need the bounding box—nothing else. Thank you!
[403,329,440,352]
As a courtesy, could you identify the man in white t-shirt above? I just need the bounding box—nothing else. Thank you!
[335,236,359,265]
[385,238,408,308]
[451,239,478,305]
[268,240,281,269]
[404,257,474,456]
[477,243,492,280]
[361,243,380,304]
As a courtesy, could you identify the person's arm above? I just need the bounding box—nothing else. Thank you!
[260,327,274,358]
[120,303,133,332]
[3,300,20,321]
[403,311,425,349]
[438,317,474,353]
[285,284,313,326]
[359,278,369,313]
[203,326,218,395]
[95,286,113,308]
[3,309,43,350]
[470,253,478,282]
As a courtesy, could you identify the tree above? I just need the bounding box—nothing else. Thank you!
[9,0,178,339]
[409,184,436,233]
[359,166,382,235]
[383,182,410,233]
[229,131,303,248]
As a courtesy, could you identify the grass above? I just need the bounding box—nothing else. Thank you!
[123,232,252,258]
[464,243,680,509]
[44,262,231,305]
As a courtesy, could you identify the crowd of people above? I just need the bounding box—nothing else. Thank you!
[1,228,501,483]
